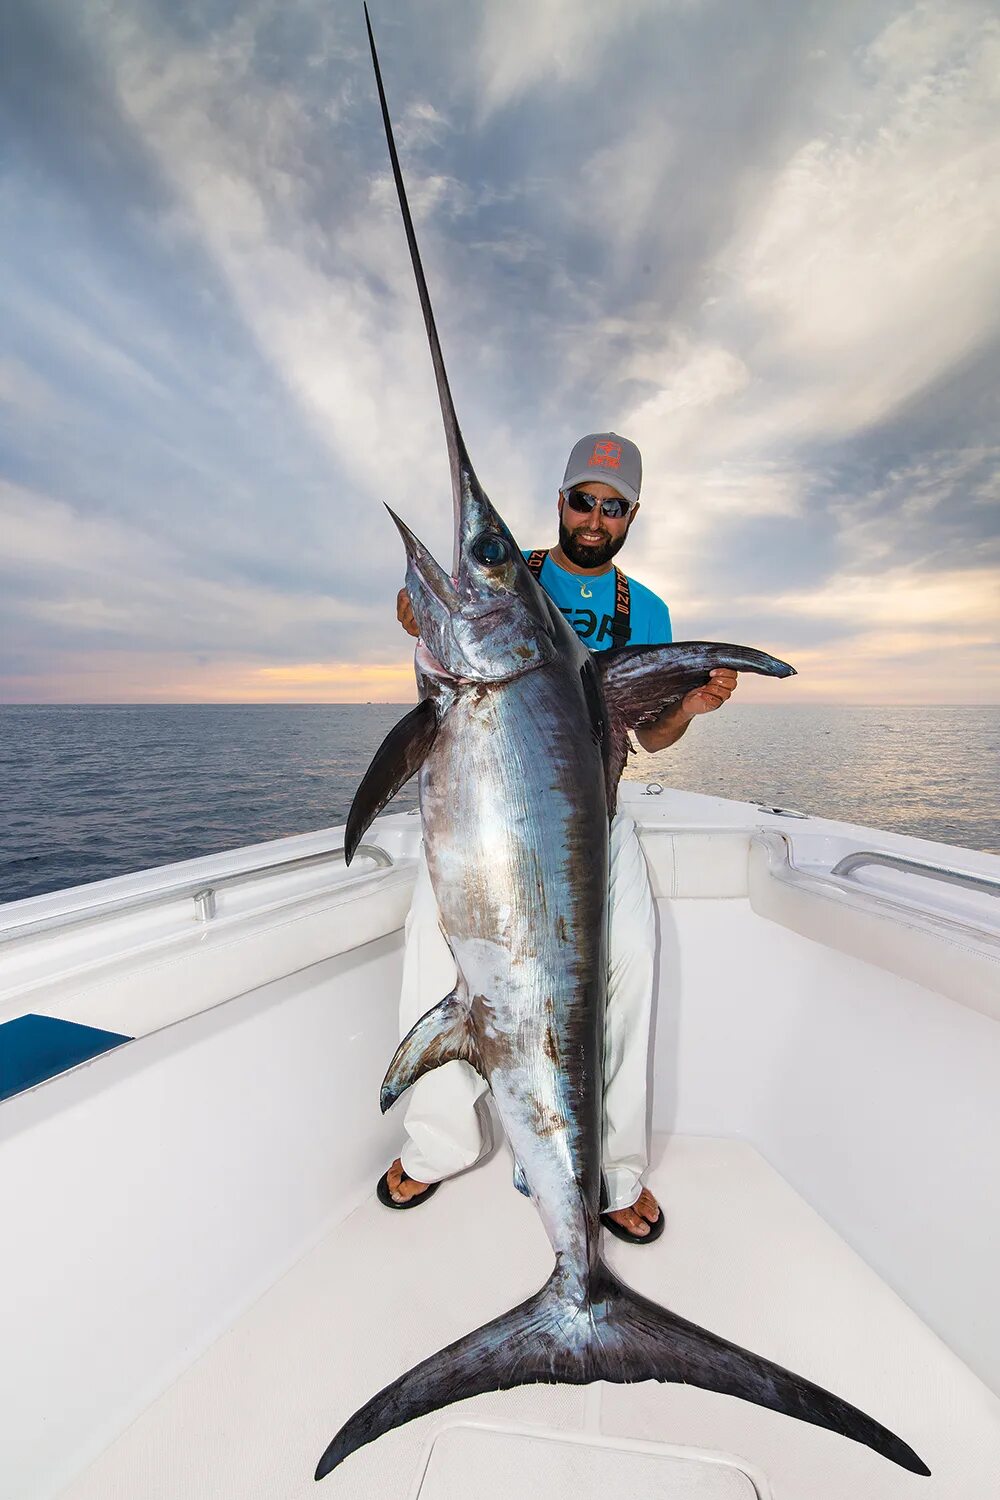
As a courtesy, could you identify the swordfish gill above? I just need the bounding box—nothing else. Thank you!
[314,9,929,1481]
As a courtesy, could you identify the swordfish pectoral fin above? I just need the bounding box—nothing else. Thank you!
[380,989,483,1113]
[344,699,439,864]
[314,1260,929,1481]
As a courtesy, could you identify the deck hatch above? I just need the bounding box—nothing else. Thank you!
[415,1425,763,1498]
[0,1013,131,1102]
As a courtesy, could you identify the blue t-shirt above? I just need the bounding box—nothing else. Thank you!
[524,551,672,652]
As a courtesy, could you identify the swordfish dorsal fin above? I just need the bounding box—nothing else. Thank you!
[598,642,796,813]
[599,640,796,725]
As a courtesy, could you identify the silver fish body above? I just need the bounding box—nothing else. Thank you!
[416,627,608,1281]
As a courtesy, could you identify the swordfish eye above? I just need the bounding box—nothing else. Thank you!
[471,531,510,568]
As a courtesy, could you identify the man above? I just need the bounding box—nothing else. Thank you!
[384,432,736,1240]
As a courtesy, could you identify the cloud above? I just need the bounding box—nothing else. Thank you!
[394,100,451,152]
[719,6,1000,437]
[474,0,680,114]
[770,564,998,632]
[0,358,68,421]
[0,479,377,675]
[1,0,998,707]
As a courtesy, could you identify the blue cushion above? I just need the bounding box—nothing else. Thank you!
[0,1014,132,1102]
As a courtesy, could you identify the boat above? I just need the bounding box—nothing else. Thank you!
[2,783,998,1498]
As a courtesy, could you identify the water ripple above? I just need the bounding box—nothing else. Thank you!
[1,703,997,903]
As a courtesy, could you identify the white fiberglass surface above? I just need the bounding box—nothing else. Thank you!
[413,1427,761,1498]
[6,789,1000,1498]
[58,1137,1000,1500]
[652,896,1000,1395]
[1,934,405,1500]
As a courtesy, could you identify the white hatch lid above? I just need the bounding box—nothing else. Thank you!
[414,1424,762,1499]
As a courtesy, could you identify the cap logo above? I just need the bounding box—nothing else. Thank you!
[589,440,621,469]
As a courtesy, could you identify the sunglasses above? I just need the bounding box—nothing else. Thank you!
[564,487,634,520]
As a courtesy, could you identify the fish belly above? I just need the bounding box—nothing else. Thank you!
[418,669,609,1258]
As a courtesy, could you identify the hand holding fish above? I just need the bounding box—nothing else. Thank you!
[682,666,737,715]
[633,668,738,753]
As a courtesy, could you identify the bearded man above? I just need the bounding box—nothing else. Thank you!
[384,433,736,1241]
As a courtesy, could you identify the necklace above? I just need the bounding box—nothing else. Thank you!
[580,582,593,598]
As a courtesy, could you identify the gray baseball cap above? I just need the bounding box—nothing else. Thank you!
[561,432,642,507]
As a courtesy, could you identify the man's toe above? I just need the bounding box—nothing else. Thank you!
[397,1180,428,1203]
[613,1207,649,1236]
[637,1188,661,1223]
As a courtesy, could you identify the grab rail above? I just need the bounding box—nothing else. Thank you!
[830,850,1000,900]
[0,843,394,945]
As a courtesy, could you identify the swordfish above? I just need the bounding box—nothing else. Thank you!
[314,9,929,1481]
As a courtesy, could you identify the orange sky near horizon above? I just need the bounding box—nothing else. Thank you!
[3,638,997,706]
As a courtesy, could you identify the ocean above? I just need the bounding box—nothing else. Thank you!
[1,703,997,905]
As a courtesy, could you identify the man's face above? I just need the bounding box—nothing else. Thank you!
[558,481,638,570]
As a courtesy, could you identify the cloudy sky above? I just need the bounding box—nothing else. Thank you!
[2,0,998,704]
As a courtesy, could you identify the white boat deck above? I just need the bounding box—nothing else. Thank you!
[58,1135,1000,1500]
[6,790,998,1497]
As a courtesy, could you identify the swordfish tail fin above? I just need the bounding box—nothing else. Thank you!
[314,1260,929,1480]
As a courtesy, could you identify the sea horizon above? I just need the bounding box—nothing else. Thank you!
[2,702,998,903]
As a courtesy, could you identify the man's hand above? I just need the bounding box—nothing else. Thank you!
[635,669,738,752]
[680,667,737,717]
[397,587,419,639]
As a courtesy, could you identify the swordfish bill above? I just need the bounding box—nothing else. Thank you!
[315,8,929,1482]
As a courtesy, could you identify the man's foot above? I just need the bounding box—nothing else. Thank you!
[600,1187,664,1244]
[386,1157,431,1203]
[376,1157,439,1210]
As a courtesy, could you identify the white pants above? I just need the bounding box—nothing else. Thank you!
[397,814,656,1213]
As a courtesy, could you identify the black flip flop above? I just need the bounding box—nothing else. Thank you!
[376,1166,440,1210]
[600,1205,665,1245]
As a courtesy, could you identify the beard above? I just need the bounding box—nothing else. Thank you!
[558,517,629,570]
